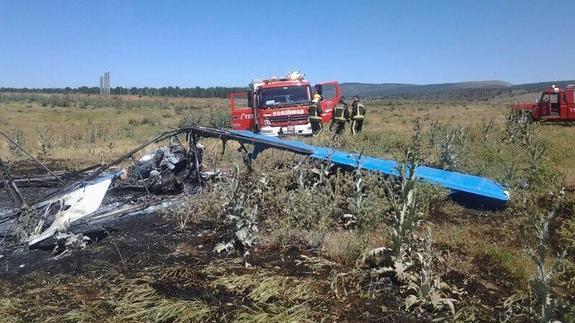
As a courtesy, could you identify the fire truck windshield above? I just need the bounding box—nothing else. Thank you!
[258,86,311,108]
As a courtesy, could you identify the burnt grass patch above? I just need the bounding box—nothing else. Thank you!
[0,209,410,321]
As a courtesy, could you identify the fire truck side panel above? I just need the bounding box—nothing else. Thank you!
[229,92,255,130]
[566,88,575,119]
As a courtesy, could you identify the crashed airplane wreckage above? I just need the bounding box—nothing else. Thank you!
[0,126,509,248]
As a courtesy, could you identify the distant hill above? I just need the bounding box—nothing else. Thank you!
[510,80,575,92]
[341,80,574,101]
[340,83,415,98]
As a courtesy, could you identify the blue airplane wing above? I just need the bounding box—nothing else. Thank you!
[228,130,509,203]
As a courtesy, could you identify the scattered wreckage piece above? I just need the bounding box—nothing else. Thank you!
[27,170,123,246]
[2,172,66,188]
[0,157,26,208]
[129,137,204,194]
[39,195,183,248]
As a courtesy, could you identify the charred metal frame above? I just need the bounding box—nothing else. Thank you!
[0,157,26,207]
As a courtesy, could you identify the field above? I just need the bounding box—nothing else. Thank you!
[0,92,574,321]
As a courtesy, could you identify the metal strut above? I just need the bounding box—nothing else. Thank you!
[188,130,203,186]
[0,157,27,207]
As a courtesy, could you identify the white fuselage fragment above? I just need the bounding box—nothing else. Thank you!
[28,177,112,246]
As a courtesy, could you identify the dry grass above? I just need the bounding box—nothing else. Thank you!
[231,302,316,323]
[113,282,213,323]
[210,270,317,304]
[0,93,228,167]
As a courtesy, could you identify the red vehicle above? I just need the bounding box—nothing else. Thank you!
[513,85,575,122]
[229,71,341,136]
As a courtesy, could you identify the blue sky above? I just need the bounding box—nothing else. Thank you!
[1,0,574,88]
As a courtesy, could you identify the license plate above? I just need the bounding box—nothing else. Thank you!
[286,126,295,134]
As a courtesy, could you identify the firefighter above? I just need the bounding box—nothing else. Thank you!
[309,93,323,136]
[350,95,366,135]
[329,97,350,136]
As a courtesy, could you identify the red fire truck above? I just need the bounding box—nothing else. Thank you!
[513,85,575,122]
[229,71,341,136]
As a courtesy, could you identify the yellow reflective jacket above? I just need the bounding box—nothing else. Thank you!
[333,103,349,121]
[308,102,322,120]
[351,102,366,120]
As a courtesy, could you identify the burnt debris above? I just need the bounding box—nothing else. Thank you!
[0,127,214,248]
[129,137,204,194]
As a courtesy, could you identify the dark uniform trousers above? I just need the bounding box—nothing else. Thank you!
[351,119,363,134]
[351,102,365,135]
[311,119,323,136]
[333,121,346,135]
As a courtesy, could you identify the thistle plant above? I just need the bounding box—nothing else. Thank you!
[521,189,567,323]
[438,126,467,170]
[504,108,551,191]
[405,227,456,316]
[345,168,365,229]
[8,129,26,158]
[428,120,441,147]
[34,125,54,157]
[504,108,531,144]
[428,121,467,170]
[214,166,259,257]
[385,120,423,263]
[480,119,495,143]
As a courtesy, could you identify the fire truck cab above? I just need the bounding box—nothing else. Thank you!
[229,72,341,136]
[513,85,575,121]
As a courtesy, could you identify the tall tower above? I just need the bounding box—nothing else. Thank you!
[107,72,111,95]
[99,72,111,95]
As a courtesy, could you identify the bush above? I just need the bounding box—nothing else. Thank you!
[322,232,367,266]
[7,129,26,158]
[34,125,54,157]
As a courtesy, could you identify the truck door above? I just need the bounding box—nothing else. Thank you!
[540,93,551,117]
[549,93,560,116]
[314,81,342,124]
[229,92,255,130]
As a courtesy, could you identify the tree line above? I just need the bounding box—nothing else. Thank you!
[0,86,248,98]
